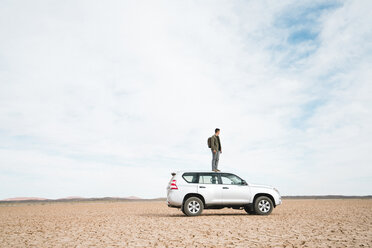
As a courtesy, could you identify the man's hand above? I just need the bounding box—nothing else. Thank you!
[220,150,222,153]
[213,150,216,153]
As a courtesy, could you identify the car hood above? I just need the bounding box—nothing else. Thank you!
[248,183,274,189]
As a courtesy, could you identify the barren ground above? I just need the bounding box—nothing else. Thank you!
[0,199,371,247]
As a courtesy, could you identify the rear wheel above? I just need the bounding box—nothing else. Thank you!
[183,197,204,216]
[254,196,273,215]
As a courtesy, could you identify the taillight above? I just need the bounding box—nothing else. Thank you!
[170,179,178,190]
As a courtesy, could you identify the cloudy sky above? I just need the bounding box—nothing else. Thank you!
[1,0,371,199]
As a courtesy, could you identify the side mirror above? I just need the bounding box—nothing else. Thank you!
[242,180,247,185]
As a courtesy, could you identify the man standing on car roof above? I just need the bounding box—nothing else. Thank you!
[211,128,222,172]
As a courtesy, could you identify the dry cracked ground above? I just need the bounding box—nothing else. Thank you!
[0,199,371,247]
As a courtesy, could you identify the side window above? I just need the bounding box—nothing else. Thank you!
[199,174,219,184]
[221,176,234,184]
[220,174,243,185]
[182,173,198,183]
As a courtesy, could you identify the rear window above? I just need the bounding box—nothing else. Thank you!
[182,173,198,183]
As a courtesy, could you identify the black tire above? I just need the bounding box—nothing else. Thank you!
[183,197,204,216]
[181,206,186,215]
[244,205,256,215]
[254,196,273,215]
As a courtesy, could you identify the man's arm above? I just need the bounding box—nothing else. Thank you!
[218,137,222,153]
[211,136,217,153]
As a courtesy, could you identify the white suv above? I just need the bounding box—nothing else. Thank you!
[166,171,282,216]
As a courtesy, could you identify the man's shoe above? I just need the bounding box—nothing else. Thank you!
[216,169,220,172]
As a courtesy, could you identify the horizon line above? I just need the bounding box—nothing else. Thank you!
[1,194,371,203]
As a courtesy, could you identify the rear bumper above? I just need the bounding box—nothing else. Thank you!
[167,191,182,207]
[167,201,181,209]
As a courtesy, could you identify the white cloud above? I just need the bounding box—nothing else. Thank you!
[0,0,371,198]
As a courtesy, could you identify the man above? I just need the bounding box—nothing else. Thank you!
[211,128,222,172]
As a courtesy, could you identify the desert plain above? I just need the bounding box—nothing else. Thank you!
[0,199,371,247]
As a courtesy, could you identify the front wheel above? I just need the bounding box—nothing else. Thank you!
[254,196,273,215]
[244,205,255,215]
[183,197,204,216]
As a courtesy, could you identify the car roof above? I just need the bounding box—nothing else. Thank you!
[174,170,235,174]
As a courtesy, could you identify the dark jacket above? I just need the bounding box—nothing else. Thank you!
[211,135,221,152]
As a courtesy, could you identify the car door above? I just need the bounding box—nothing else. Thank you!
[197,173,223,205]
[219,173,251,204]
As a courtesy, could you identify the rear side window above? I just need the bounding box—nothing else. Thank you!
[182,173,198,183]
[199,174,219,184]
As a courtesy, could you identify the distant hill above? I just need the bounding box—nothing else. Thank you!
[124,196,142,200]
[56,196,86,200]
[282,195,372,199]
[2,197,49,201]
[0,195,161,204]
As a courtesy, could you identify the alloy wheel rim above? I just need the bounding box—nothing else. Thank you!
[188,200,200,213]
[258,199,271,213]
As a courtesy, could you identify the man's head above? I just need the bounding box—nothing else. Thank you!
[215,128,220,136]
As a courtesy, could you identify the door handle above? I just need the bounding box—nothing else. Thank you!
[223,187,229,189]
[199,186,206,188]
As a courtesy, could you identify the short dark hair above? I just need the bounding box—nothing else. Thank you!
[215,128,220,133]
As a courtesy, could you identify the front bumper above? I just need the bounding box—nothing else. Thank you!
[276,195,282,206]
